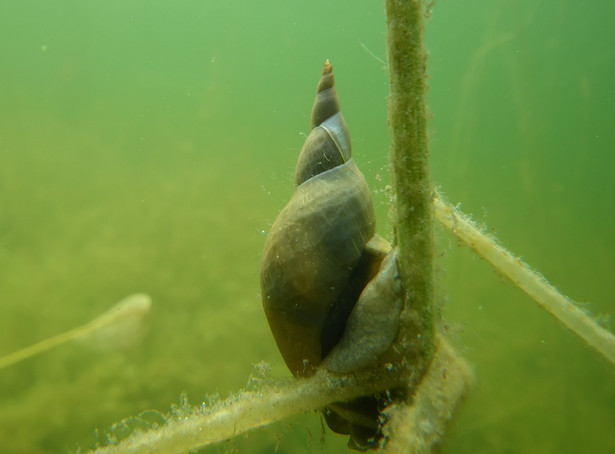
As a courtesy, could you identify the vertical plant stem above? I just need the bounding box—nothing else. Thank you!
[384,0,435,369]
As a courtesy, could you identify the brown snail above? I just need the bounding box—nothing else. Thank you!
[260,60,404,450]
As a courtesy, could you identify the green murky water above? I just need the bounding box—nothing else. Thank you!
[1,1,613,452]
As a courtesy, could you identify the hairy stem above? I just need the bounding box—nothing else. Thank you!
[433,192,615,367]
[89,338,471,454]
[384,0,435,373]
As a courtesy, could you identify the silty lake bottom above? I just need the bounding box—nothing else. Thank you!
[0,1,614,452]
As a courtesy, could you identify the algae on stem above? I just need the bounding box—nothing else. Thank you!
[88,337,471,454]
[384,0,436,373]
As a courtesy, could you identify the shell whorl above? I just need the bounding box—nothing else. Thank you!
[295,60,351,186]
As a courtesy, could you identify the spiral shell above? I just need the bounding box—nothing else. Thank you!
[260,61,404,450]
[260,61,380,376]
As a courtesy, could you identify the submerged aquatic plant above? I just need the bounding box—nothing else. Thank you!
[0,294,152,371]
[84,1,615,453]
[3,2,608,452]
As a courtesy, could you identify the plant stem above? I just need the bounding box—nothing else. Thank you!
[0,294,151,370]
[433,192,615,367]
[89,338,471,454]
[384,0,435,370]
[382,338,473,454]
[90,366,407,454]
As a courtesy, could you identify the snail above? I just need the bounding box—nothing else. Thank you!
[260,60,405,450]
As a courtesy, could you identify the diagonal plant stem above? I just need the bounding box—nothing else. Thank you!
[0,294,151,370]
[89,337,471,454]
[90,365,405,453]
[433,191,615,367]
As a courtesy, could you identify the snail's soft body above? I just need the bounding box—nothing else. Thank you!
[260,61,404,450]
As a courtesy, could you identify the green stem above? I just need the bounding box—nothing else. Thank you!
[384,0,435,369]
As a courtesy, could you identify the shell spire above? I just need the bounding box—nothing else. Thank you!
[294,61,352,186]
[310,60,339,129]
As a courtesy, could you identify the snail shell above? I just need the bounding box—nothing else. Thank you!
[261,60,378,376]
[260,60,404,449]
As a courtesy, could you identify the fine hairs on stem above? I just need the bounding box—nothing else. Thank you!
[89,337,472,454]
[0,293,152,371]
[384,0,435,372]
[433,192,615,367]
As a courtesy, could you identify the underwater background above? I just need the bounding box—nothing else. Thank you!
[1,0,614,452]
